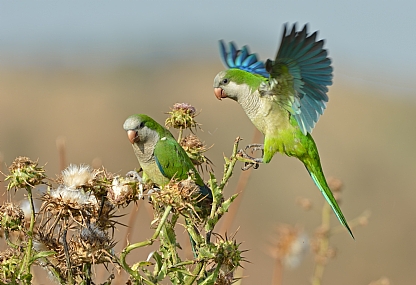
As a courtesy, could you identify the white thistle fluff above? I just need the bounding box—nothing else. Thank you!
[49,164,98,207]
[62,164,95,189]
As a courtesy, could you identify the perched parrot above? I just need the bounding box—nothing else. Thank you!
[123,114,212,199]
[213,23,353,238]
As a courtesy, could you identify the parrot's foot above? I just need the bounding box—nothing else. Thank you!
[126,170,146,199]
[126,170,143,183]
[237,144,264,170]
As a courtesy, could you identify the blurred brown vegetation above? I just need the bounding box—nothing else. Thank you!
[1,61,415,284]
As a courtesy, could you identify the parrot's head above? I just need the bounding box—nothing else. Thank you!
[123,114,160,145]
[213,69,264,102]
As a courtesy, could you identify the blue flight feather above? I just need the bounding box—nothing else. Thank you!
[272,23,333,135]
[219,40,269,77]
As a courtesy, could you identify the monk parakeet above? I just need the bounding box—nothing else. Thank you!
[123,114,212,199]
[213,23,353,238]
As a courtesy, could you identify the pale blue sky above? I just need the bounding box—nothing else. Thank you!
[1,1,415,97]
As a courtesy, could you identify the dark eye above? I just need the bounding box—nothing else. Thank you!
[222,78,229,84]
[139,122,145,128]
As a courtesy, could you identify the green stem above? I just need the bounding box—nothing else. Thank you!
[183,260,205,285]
[83,263,92,285]
[119,205,172,277]
[177,128,184,143]
[18,187,36,279]
[4,230,19,249]
[219,137,241,190]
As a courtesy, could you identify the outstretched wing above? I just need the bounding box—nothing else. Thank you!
[266,23,332,135]
[219,40,269,77]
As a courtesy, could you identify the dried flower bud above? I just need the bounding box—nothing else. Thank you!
[0,248,22,282]
[108,175,139,206]
[80,223,110,246]
[0,203,25,231]
[165,103,199,130]
[180,134,213,170]
[6,157,45,191]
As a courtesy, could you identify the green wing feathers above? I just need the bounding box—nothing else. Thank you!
[154,137,203,184]
[153,136,212,198]
[265,23,332,135]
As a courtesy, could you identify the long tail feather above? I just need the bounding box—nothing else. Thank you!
[304,159,354,238]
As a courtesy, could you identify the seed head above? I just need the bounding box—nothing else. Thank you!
[0,248,22,283]
[165,103,199,130]
[153,178,208,220]
[180,134,213,171]
[108,175,139,206]
[5,157,46,191]
[211,233,246,281]
[0,203,25,231]
[61,164,95,189]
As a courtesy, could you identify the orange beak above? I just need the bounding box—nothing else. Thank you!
[214,87,226,100]
[127,130,138,144]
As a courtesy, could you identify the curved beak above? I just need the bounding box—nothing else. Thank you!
[127,130,138,144]
[214,87,226,100]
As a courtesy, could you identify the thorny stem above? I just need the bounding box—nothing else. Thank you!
[62,218,75,285]
[219,137,241,191]
[119,205,173,278]
[18,186,36,279]
[311,202,331,285]
[183,260,205,285]
[219,129,261,234]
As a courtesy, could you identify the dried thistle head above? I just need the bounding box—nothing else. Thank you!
[180,134,213,171]
[0,203,25,231]
[268,224,309,269]
[0,248,22,283]
[165,103,200,130]
[61,164,95,188]
[108,175,139,206]
[5,157,46,191]
[40,164,102,225]
[71,226,116,266]
[153,178,201,217]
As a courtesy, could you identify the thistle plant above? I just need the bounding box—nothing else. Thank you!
[0,104,246,285]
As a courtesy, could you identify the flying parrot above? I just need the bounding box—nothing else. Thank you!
[213,23,353,238]
[123,114,212,199]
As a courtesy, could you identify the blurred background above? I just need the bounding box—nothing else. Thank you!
[1,1,416,284]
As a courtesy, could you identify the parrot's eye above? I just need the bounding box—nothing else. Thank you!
[139,122,145,128]
[222,78,229,84]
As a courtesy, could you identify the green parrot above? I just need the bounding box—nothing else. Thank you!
[123,114,212,199]
[213,23,353,238]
